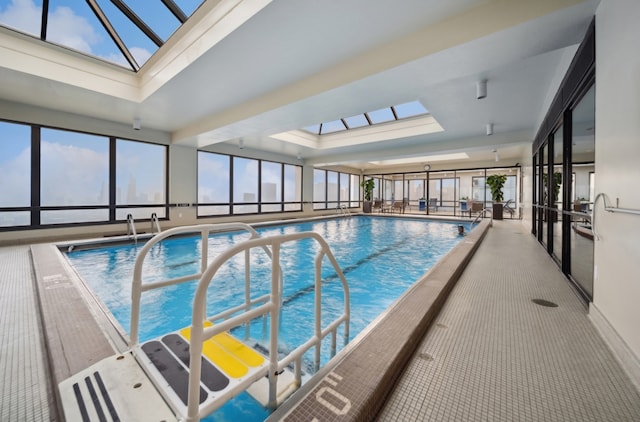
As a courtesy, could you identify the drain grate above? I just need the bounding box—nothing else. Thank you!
[532,298,558,307]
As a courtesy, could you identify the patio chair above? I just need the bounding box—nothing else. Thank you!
[471,201,484,215]
[504,199,515,218]
[429,198,438,211]
[392,200,405,213]
[372,199,382,213]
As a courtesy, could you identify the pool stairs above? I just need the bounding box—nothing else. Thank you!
[58,223,350,422]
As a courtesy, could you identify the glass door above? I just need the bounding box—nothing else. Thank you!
[569,85,595,298]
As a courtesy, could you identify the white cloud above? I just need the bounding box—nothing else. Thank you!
[47,5,100,54]
[0,145,30,206]
[40,141,109,205]
[105,46,154,68]
[0,0,41,35]
[130,46,152,66]
[0,0,99,54]
[0,0,153,68]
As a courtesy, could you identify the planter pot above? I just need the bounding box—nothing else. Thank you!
[363,201,372,213]
[492,203,503,220]
[418,200,426,211]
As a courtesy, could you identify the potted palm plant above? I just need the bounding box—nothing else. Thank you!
[486,174,507,220]
[360,178,375,213]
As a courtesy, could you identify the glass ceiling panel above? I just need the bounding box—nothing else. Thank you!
[367,107,395,124]
[0,0,205,71]
[125,2,181,42]
[394,100,428,119]
[47,0,127,66]
[174,0,202,17]
[344,114,369,129]
[302,100,428,135]
[97,0,159,67]
[0,0,43,37]
[321,119,347,134]
[303,124,320,134]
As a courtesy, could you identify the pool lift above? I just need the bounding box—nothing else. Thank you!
[58,222,350,422]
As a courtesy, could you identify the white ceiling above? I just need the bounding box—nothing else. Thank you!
[0,0,599,171]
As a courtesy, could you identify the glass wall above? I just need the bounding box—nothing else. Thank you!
[312,168,359,210]
[115,139,167,220]
[0,122,31,227]
[533,84,594,301]
[363,167,519,217]
[532,21,594,302]
[284,164,303,211]
[197,152,230,215]
[198,151,302,216]
[551,125,564,262]
[0,120,168,229]
[569,85,595,298]
[40,128,110,224]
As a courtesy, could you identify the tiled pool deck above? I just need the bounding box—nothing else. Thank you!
[1,219,639,421]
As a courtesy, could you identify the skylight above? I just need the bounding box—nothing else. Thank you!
[0,0,205,71]
[303,100,428,135]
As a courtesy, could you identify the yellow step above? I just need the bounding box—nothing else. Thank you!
[180,322,265,378]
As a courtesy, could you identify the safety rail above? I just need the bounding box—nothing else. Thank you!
[129,223,350,421]
[184,231,350,421]
[126,213,137,243]
[151,212,161,234]
[130,222,272,345]
[470,208,494,229]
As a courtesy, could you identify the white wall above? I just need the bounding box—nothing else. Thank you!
[592,0,640,371]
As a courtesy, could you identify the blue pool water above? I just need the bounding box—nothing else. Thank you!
[66,216,466,421]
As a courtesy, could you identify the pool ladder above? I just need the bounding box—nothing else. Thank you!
[150,212,161,234]
[337,204,351,217]
[58,222,351,422]
[126,213,137,243]
[470,207,493,229]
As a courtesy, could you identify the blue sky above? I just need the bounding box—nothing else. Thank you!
[0,0,204,68]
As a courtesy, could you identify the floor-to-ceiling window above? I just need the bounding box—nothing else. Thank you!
[0,121,31,227]
[197,151,302,215]
[569,85,595,298]
[312,168,359,210]
[0,120,169,229]
[532,20,594,301]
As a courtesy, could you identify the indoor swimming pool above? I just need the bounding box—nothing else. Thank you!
[65,216,468,421]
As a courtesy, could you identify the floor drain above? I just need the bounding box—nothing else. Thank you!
[418,353,433,361]
[532,298,558,307]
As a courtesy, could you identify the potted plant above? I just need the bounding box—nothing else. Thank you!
[360,178,375,213]
[486,174,507,220]
[418,197,426,211]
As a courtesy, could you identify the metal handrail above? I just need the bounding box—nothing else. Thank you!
[592,193,640,241]
[470,208,494,229]
[130,222,274,345]
[150,212,161,234]
[186,231,350,420]
[126,213,137,243]
[337,204,351,216]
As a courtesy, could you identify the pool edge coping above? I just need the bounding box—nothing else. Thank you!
[268,219,491,421]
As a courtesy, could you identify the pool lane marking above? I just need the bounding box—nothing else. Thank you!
[281,232,416,306]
